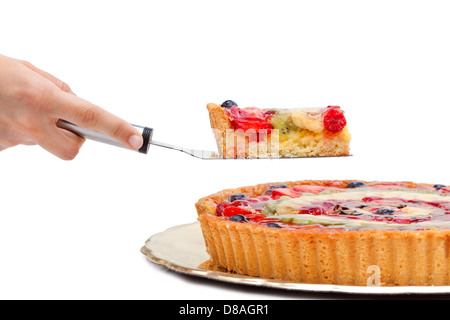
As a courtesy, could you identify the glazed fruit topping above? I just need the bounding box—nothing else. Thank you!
[323,106,347,133]
[215,182,450,230]
[223,104,349,138]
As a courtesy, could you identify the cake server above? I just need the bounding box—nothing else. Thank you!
[56,120,220,159]
[56,120,351,160]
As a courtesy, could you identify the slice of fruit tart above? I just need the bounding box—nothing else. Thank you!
[196,180,450,286]
[207,100,351,158]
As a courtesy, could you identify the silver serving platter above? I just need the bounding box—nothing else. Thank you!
[141,222,450,295]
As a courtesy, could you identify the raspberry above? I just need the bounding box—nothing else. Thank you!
[323,105,347,132]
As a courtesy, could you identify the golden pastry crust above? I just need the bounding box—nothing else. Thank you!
[196,180,450,286]
[207,103,232,131]
[206,103,232,156]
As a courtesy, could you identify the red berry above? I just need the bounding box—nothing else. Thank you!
[223,206,251,217]
[216,200,248,216]
[440,187,450,193]
[323,105,347,133]
[392,218,412,224]
[298,206,326,215]
[362,196,383,203]
[216,202,228,216]
[292,185,327,194]
[226,107,274,136]
[271,188,302,199]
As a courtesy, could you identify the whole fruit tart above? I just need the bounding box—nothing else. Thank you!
[207,100,351,158]
[195,180,450,286]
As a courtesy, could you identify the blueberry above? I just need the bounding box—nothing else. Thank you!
[228,193,248,202]
[347,181,366,188]
[434,184,446,190]
[375,208,394,215]
[266,223,282,228]
[268,184,289,190]
[221,100,238,108]
[228,214,248,222]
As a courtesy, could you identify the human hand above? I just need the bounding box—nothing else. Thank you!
[0,54,143,160]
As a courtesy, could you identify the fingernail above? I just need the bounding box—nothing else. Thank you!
[128,134,143,150]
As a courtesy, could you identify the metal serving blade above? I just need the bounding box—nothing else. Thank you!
[149,140,352,159]
[149,140,220,159]
[56,120,351,159]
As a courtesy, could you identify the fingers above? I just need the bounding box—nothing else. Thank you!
[38,126,85,160]
[18,59,75,94]
[0,118,85,160]
[54,91,144,150]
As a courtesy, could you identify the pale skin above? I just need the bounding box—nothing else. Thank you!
[0,54,143,160]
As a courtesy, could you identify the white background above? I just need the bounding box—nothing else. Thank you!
[0,0,449,299]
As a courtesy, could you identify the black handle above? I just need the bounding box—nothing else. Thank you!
[139,127,153,154]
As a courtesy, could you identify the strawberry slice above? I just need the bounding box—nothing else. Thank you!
[216,200,249,216]
[271,185,333,199]
[440,187,450,193]
[226,107,274,132]
[292,185,328,194]
[222,206,253,217]
[271,188,302,198]
[392,218,412,224]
